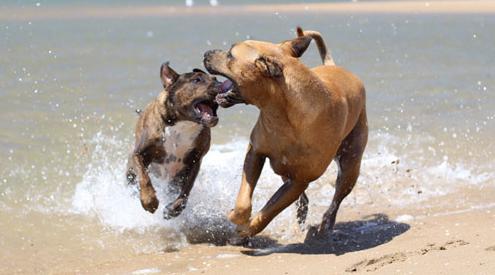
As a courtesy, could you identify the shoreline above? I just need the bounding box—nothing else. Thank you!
[2,1,495,21]
[63,200,495,274]
[3,185,495,274]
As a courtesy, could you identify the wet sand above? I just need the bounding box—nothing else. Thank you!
[3,186,494,274]
[77,208,495,275]
[2,1,495,21]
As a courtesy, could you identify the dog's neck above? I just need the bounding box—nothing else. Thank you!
[257,62,330,129]
[157,90,178,126]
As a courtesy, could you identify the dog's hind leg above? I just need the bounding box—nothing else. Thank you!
[283,175,309,228]
[317,111,368,236]
[296,191,309,227]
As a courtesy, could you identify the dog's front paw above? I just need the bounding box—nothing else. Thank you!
[228,208,251,226]
[227,234,249,246]
[163,199,186,219]
[235,223,255,238]
[140,188,159,213]
[235,214,267,238]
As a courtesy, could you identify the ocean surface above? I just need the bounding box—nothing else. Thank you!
[0,1,494,271]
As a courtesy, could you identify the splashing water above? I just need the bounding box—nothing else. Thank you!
[67,129,493,250]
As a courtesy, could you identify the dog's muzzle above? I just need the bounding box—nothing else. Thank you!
[203,49,223,74]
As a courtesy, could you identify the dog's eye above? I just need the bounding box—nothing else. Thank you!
[192,76,203,83]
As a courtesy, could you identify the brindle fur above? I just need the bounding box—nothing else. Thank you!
[126,63,218,218]
[204,27,368,239]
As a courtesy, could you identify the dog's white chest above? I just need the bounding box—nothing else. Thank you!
[159,121,202,178]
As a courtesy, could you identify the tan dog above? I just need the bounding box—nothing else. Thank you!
[204,27,368,239]
[126,63,220,219]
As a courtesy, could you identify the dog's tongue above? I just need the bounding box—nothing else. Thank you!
[220,79,233,94]
[197,103,213,118]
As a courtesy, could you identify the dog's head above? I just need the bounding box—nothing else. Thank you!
[160,63,220,127]
[203,35,312,108]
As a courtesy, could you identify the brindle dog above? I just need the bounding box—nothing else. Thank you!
[127,62,220,219]
[204,27,368,239]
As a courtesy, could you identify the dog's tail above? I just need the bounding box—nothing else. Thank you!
[296,26,335,66]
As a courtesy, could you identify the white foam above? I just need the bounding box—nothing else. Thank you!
[71,132,176,232]
[69,130,494,249]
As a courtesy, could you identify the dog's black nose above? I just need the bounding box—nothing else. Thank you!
[204,50,222,73]
[203,49,222,61]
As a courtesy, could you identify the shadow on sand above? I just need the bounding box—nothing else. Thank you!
[240,213,410,256]
[181,215,279,248]
[178,213,409,256]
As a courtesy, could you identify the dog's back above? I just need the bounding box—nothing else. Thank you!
[297,27,365,138]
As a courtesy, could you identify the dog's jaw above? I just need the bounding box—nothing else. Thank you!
[193,100,219,127]
[204,50,246,108]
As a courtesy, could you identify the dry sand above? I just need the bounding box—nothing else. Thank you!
[2,1,495,21]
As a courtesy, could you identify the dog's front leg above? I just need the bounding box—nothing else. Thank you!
[238,179,309,237]
[163,150,202,219]
[133,143,159,213]
[229,144,265,226]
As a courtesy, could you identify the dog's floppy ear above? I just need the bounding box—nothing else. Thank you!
[281,35,312,58]
[255,56,283,78]
[160,62,179,89]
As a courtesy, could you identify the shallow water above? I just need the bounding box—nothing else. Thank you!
[0,2,494,269]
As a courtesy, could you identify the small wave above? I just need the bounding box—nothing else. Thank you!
[69,130,494,249]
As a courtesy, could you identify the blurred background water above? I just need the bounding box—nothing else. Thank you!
[0,1,494,272]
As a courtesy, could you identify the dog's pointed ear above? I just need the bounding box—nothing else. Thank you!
[281,35,312,58]
[255,56,283,78]
[160,62,179,88]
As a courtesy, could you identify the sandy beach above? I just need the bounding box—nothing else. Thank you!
[1,1,494,274]
[2,185,494,274]
[79,208,495,275]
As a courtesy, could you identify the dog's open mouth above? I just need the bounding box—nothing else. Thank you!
[220,79,235,94]
[194,99,219,127]
[215,78,245,108]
